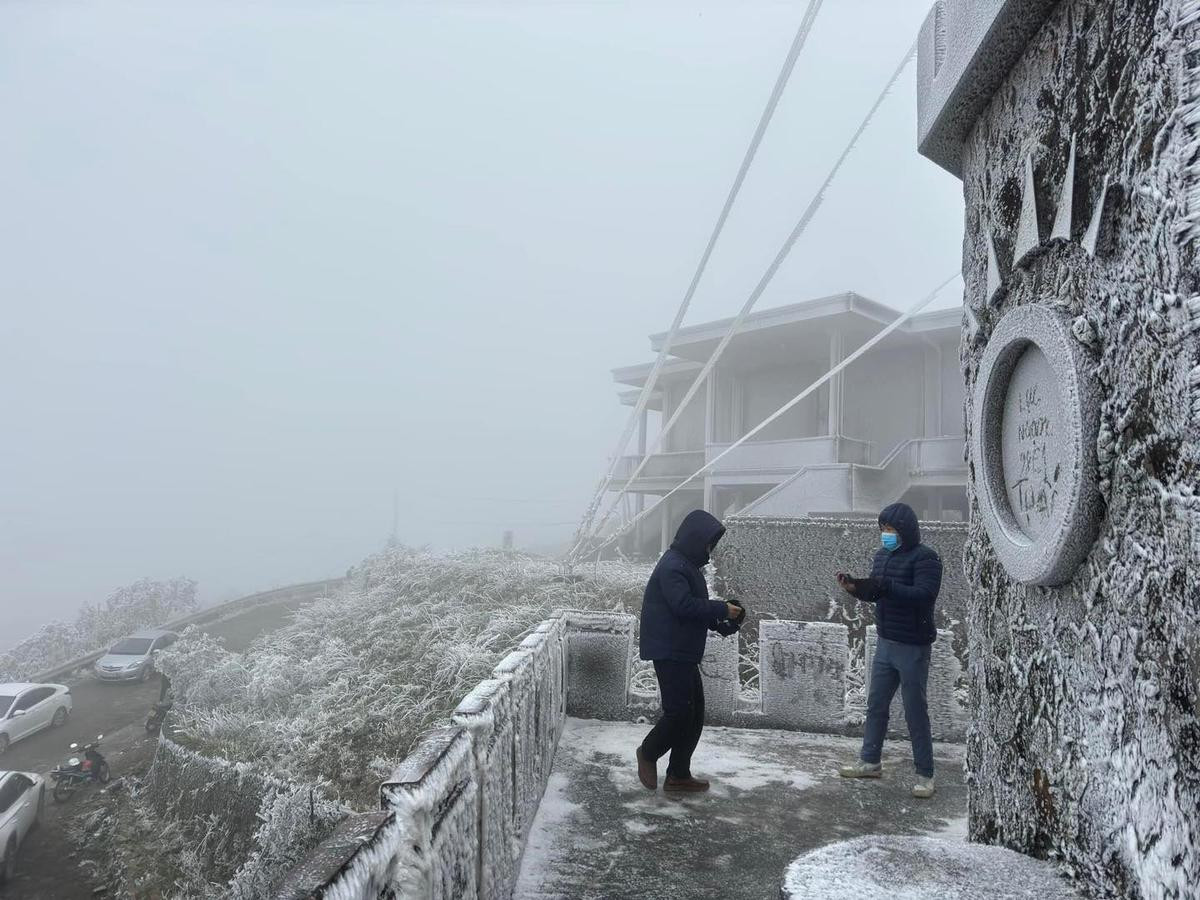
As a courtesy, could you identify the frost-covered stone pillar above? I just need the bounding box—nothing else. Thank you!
[380,726,479,900]
[864,626,966,743]
[698,631,739,726]
[918,1,1200,894]
[562,610,633,721]
[758,620,847,733]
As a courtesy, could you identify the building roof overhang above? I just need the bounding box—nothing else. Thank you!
[611,357,703,390]
[640,292,961,370]
[917,0,1059,177]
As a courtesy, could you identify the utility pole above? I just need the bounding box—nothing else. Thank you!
[389,488,399,548]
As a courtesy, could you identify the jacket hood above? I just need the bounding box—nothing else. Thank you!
[671,509,725,567]
[878,502,920,549]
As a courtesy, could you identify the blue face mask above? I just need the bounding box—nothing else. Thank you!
[881,532,899,552]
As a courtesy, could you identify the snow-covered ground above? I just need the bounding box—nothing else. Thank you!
[514,717,973,900]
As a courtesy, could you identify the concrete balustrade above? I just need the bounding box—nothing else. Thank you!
[758,621,849,733]
[698,631,739,726]
[562,610,633,720]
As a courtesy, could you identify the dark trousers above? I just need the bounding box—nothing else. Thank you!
[640,660,704,778]
[861,636,934,777]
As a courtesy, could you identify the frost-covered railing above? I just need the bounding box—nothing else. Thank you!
[274,612,967,899]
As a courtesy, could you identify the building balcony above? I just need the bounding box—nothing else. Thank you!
[705,434,874,484]
[609,450,706,492]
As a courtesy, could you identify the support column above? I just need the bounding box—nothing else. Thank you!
[635,409,647,518]
[923,342,943,437]
[828,331,844,437]
[659,496,672,554]
[705,369,717,445]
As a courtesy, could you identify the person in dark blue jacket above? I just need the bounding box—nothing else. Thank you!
[835,502,942,798]
[636,509,744,794]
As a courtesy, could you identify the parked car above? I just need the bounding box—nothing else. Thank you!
[0,684,73,755]
[0,770,44,883]
[93,629,177,683]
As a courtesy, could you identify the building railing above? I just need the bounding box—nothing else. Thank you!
[910,435,967,472]
[705,434,874,475]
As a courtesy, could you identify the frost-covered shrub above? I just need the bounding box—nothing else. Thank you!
[0,576,198,680]
[164,547,648,806]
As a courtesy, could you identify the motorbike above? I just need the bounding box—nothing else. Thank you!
[50,735,110,802]
[145,700,173,735]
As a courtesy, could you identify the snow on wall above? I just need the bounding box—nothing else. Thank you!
[864,626,967,743]
[714,516,970,668]
[948,1,1200,895]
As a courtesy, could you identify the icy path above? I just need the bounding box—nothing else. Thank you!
[514,717,972,900]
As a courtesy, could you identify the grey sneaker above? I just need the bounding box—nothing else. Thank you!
[838,760,882,778]
[912,776,936,798]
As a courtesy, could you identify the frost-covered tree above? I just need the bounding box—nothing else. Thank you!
[0,576,198,680]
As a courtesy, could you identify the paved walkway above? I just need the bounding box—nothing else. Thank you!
[514,717,970,900]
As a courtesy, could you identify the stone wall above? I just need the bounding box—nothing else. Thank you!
[714,515,970,663]
[924,0,1200,895]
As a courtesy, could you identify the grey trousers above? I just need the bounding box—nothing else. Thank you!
[860,636,934,777]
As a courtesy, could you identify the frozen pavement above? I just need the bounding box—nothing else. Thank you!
[514,717,971,900]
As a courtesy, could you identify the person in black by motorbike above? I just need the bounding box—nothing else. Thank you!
[146,673,173,734]
[635,509,744,794]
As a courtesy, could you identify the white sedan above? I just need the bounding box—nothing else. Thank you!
[0,770,45,884]
[0,683,73,755]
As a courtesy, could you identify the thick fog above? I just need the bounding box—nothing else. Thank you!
[0,1,962,643]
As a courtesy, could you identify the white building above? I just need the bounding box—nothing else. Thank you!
[610,292,968,556]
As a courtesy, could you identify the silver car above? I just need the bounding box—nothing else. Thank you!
[93,629,178,683]
[0,684,72,755]
[0,770,45,884]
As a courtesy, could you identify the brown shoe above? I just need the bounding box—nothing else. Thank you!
[663,775,710,793]
[636,746,657,791]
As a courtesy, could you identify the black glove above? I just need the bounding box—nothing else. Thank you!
[852,577,884,602]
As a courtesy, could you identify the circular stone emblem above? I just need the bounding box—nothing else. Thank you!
[971,304,1102,585]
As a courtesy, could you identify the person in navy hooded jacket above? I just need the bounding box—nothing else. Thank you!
[835,502,942,799]
[635,509,744,794]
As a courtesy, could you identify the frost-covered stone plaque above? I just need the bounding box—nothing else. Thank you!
[971,305,1102,585]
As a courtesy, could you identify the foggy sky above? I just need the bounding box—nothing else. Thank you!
[1,1,964,644]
